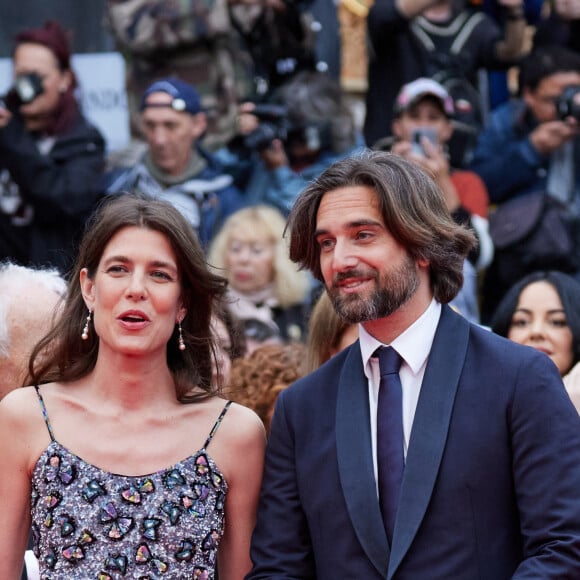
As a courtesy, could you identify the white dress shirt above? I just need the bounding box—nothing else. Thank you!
[358,299,441,488]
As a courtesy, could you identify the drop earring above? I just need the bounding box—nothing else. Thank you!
[178,320,186,351]
[81,310,92,340]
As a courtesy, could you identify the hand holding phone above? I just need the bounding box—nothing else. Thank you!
[410,127,438,157]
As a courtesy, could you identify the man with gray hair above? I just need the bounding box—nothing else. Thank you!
[0,261,66,399]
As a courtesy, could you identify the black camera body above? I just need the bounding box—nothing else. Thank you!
[243,103,332,156]
[1,72,44,111]
[556,85,580,122]
[243,104,290,151]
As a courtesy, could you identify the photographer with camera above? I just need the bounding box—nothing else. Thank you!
[217,70,364,216]
[0,21,105,273]
[471,45,580,207]
[469,45,580,320]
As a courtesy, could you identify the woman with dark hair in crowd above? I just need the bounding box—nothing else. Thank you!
[0,194,265,578]
[491,270,580,412]
[0,20,105,273]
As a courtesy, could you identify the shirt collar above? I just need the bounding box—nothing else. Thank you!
[359,299,441,376]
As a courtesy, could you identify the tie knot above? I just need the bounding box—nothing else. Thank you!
[376,346,402,377]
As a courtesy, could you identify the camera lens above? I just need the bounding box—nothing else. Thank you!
[557,85,580,122]
[244,123,280,151]
[14,72,44,104]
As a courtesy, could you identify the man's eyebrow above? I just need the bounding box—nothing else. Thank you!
[314,219,383,237]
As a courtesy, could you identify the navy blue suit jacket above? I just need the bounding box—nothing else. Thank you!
[247,306,580,579]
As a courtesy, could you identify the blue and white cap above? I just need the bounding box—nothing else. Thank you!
[140,78,202,115]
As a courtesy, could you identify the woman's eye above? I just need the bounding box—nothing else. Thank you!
[152,271,172,281]
[550,319,568,328]
[106,265,127,274]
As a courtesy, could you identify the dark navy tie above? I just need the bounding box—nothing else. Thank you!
[376,346,404,544]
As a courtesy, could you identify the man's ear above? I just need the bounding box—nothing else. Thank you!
[191,112,207,140]
[79,268,95,310]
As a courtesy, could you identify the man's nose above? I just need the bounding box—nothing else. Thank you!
[331,240,358,271]
[151,127,168,146]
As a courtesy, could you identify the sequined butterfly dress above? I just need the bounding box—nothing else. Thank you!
[31,386,231,579]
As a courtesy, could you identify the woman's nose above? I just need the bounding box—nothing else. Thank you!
[126,272,147,299]
[235,247,251,263]
[529,319,546,338]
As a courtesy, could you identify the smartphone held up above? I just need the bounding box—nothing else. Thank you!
[410,127,438,156]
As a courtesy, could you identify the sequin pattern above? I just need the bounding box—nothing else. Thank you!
[31,399,230,580]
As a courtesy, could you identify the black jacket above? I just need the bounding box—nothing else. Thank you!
[0,112,105,273]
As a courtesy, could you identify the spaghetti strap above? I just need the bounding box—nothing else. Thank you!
[202,400,232,450]
[34,385,55,442]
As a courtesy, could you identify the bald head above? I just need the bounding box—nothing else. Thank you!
[0,263,66,398]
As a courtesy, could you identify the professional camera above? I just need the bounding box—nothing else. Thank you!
[0,72,44,111]
[243,104,290,151]
[556,85,580,122]
[243,103,332,157]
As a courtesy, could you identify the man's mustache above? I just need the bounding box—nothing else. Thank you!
[331,269,377,288]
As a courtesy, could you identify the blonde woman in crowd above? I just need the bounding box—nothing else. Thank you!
[208,205,310,351]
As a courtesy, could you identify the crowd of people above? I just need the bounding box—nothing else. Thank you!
[1,3,580,577]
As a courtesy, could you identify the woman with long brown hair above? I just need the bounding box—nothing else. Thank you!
[0,194,265,579]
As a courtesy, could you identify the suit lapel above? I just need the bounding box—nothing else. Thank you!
[387,306,470,578]
[336,342,389,577]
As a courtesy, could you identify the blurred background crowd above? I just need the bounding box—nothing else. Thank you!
[1,0,580,421]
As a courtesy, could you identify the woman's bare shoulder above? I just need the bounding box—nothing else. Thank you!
[0,385,43,421]
[0,385,55,467]
[206,398,266,453]
[209,400,265,483]
[225,400,266,436]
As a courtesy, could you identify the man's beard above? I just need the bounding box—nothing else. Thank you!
[327,255,419,323]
